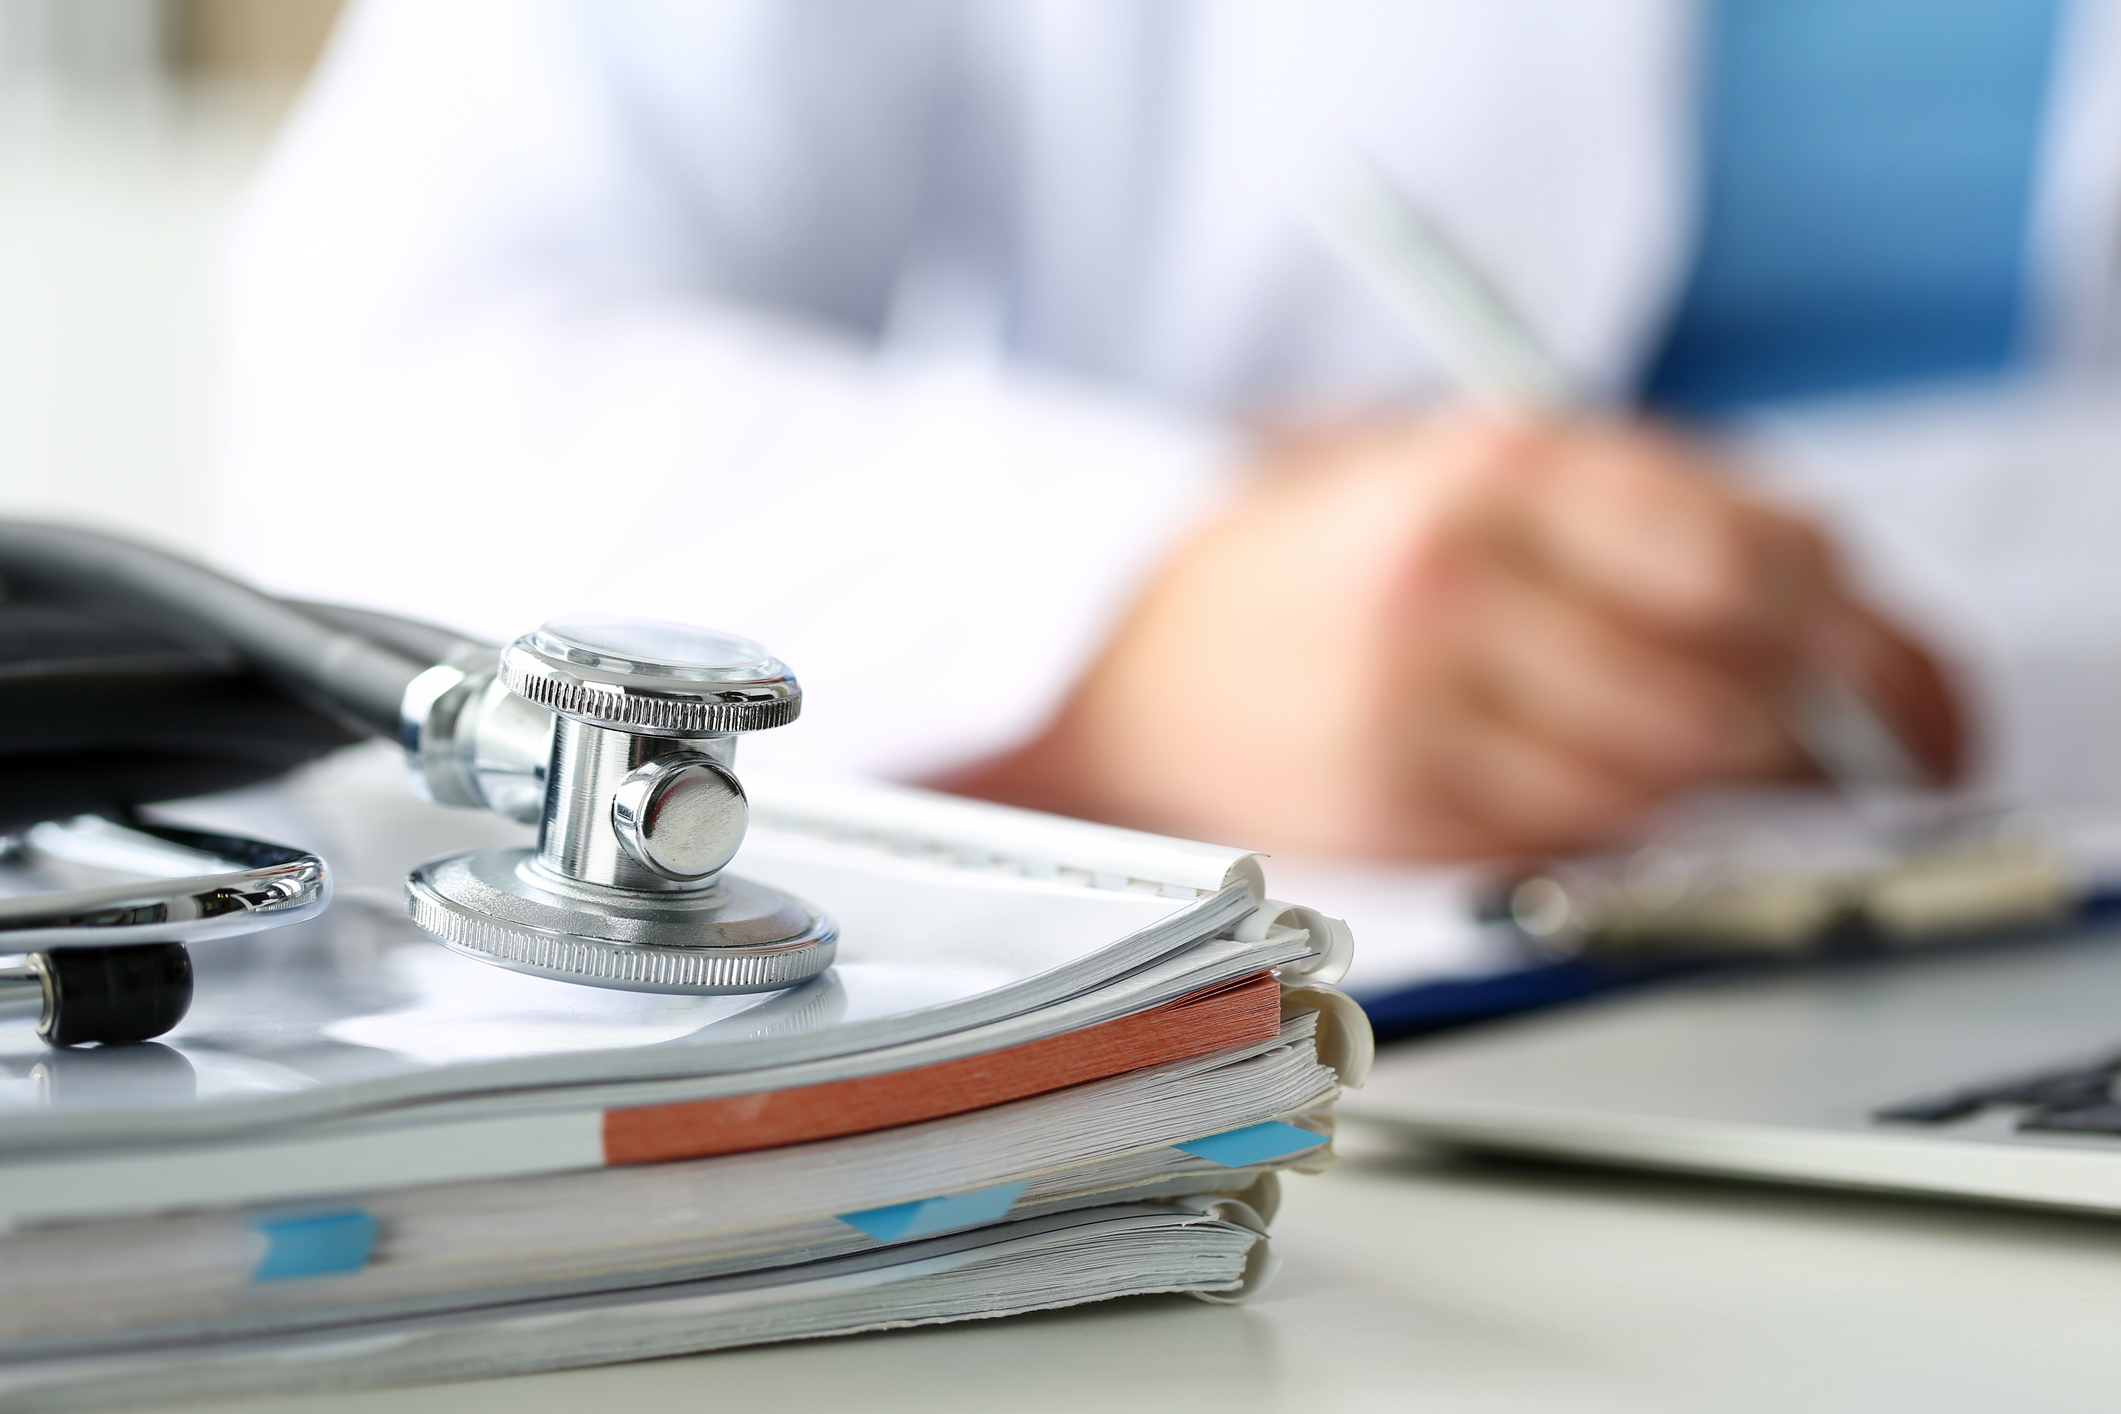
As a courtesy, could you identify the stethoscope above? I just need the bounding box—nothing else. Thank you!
[0,523,834,1046]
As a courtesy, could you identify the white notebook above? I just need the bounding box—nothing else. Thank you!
[0,748,1358,1223]
[0,1201,1274,1411]
[0,1016,1336,1354]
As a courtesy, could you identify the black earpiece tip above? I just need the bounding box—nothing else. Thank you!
[41,943,193,1047]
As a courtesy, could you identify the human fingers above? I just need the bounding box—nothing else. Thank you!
[1517,424,1836,664]
[1462,557,1799,786]
[1492,420,1966,788]
[1813,597,1969,786]
[1394,691,1669,859]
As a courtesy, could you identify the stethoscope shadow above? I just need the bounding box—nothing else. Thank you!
[662,969,850,1045]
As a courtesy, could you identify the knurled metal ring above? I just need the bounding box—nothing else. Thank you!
[501,643,800,736]
[407,848,836,995]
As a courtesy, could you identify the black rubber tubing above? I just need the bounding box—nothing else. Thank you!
[286,599,490,671]
[42,943,194,1046]
[0,521,436,738]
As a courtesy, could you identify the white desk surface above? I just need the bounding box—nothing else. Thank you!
[167,1112,2121,1414]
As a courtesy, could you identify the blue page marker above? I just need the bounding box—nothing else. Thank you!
[1175,1121,1327,1168]
[839,1180,1028,1243]
[251,1211,378,1282]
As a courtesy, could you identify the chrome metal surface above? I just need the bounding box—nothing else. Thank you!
[536,717,733,893]
[465,674,558,823]
[610,754,747,882]
[500,618,800,738]
[406,847,836,994]
[0,957,46,1029]
[402,652,553,825]
[402,617,830,993]
[0,818,329,949]
[400,653,494,809]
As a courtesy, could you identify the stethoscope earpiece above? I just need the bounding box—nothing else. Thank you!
[0,943,193,1047]
[0,819,327,1047]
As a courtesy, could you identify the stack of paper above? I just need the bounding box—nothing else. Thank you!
[0,763,1369,1407]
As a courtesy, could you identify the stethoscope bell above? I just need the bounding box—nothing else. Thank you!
[403,619,836,994]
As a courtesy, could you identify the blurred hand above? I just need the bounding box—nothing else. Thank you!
[943,411,1964,860]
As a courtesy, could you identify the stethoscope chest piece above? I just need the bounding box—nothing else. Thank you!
[404,619,836,995]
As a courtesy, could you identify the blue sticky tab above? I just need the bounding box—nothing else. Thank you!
[1174,1120,1327,1168]
[251,1210,377,1283]
[838,1180,1028,1242]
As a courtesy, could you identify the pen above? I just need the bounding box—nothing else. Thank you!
[1309,158,1936,799]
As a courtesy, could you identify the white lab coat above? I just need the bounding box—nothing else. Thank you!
[217,0,2121,785]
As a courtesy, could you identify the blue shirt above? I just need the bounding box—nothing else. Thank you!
[1642,0,2064,419]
